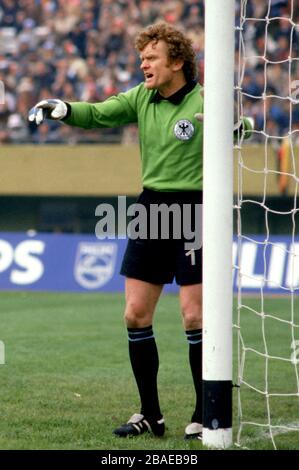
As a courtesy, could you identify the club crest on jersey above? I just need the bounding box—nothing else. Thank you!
[74,242,117,289]
[174,119,194,141]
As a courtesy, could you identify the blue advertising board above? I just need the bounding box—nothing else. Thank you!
[0,232,126,292]
[0,232,178,293]
[0,232,298,293]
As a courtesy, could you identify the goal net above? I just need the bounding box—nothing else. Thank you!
[234,0,299,449]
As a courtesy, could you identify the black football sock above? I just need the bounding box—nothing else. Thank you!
[128,325,163,422]
[186,329,203,423]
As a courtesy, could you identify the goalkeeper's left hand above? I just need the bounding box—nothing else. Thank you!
[28,99,68,126]
[234,116,254,139]
[233,99,254,139]
[194,112,254,140]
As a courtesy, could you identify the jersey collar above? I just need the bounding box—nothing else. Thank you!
[150,80,197,105]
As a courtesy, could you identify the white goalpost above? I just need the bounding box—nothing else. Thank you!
[202,0,235,449]
[203,0,299,450]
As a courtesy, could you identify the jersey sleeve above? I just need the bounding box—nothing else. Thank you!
[64,84,142,129]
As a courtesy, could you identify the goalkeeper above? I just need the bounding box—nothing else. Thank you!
[29,22,253,440]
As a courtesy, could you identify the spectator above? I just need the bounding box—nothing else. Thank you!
[0,0,297,144]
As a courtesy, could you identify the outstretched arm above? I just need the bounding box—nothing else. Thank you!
[28,87,140,128]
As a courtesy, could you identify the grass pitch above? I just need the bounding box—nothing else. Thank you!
[0,292,298,450]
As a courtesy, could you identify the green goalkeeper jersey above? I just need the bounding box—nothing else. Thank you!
[65,81,204,191]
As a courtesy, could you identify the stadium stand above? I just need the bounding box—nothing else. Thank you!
[0,0,298,144]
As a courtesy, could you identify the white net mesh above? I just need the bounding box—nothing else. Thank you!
[234,0,299,449]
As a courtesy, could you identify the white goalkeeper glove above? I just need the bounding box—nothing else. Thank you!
[28,99,68,125]
[194,113,254,139]
[234,116,255,139]
[233,100,254,138]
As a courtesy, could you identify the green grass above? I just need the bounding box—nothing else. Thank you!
[0,292,298,450]
[235,296,299,450]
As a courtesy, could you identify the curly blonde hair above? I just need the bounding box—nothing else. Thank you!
[135,23,197,82]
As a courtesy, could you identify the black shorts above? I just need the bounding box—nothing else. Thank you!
[120,188,203,286]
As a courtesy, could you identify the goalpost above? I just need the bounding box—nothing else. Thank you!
[203,0,299,449]
[202,0,235,449]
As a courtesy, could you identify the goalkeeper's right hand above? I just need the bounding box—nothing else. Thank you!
[28,99,68,125]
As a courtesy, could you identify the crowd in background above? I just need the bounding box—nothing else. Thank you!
[0,0,298,144]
